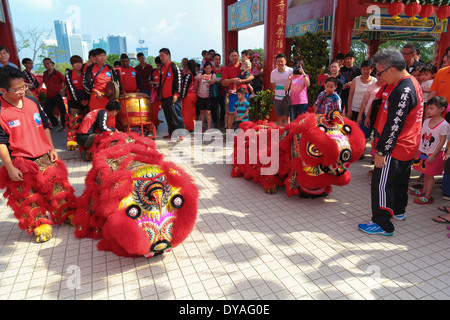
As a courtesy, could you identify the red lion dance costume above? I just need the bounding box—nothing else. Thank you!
[72,132,199,258]
[232,111,366,198]
[0,156,77,242]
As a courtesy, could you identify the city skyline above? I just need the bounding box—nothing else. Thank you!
[11,0,264,64]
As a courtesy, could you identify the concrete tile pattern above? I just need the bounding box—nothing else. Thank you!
[0,121,449,300]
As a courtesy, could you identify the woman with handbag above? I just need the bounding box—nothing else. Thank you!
[284,60,310,122]
[195,61,216,131]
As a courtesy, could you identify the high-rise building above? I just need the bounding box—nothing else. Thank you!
[54,20,74,63]
[136,39,149,57]
[108,35,127,55]
[93,38,109,54]
[54,20,91,62]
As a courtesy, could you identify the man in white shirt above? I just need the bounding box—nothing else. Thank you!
[270,53,293,126]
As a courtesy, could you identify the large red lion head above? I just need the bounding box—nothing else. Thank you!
[280,111,365,197]
[73,132,199,258]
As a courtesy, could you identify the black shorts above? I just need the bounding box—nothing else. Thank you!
[196,97,212,111]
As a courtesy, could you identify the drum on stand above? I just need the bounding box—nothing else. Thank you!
[117,93,156,138]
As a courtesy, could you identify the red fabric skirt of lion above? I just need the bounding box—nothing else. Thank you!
[231,111,366,198]
[72,132,199,258]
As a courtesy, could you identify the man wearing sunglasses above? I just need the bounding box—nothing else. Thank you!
[358,48,423,237]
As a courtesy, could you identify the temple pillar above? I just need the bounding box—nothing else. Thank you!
[222,0,238,66]
[434,30,450,68]
[0,0,19,67]
[331,0,353,60]
[367,39,380,59]
[264,0,287,122]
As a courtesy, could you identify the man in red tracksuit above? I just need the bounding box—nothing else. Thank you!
[158,48,184,140]
[359,48,423,236]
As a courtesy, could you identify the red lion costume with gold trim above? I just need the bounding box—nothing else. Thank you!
[72,132,199,258]
[232,111,366,198]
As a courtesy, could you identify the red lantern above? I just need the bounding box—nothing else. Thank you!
[419,4,436,22]
[405,1,422,21]
[436,5,450,21]
[388,0,406,21]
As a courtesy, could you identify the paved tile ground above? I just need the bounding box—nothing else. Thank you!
[0,114,449,300]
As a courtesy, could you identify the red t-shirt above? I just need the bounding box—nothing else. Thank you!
[0,97,52,158]
[43,69,65,98]
[160,63,174,99]
[120,67,139,93]
[151,69,160,90]
[222,62,248,93]
[91,64,113,93]
[66,70,84,101]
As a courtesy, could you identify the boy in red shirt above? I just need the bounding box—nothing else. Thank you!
[65,55,90,150]
[22,58,41,99]
[0,66,76,243]
[42,58,67,131]
[150,56,162,127]
[83,49,119,111]
[76,100,120,161]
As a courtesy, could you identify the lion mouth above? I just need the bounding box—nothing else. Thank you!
[144,240,172,258]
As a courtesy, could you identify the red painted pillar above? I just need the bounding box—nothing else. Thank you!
[222,0,238,66]
[0,0,19,67]
[434,31,450,68]
[331,0,353,60]
[367,39,380,59]
[264,0,287,122]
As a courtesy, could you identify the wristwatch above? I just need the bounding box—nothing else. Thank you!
[376,151,386,156]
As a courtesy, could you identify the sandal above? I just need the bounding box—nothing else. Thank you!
[432,215,450,224]
[409,189,423,196]
[414,196,434,204]
[437,206,450,214]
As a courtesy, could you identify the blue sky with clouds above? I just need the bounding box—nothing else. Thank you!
[10,0,264,63]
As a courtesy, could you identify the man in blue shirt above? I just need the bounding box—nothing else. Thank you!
[0,46,19,69]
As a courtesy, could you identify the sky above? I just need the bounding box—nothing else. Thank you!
[10,0,265,63]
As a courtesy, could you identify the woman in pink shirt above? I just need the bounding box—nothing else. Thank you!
[284,60,310,121]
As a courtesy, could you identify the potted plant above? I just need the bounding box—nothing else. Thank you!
[248,89,274,122]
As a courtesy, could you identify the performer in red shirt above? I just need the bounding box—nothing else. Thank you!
[358,48,423,236]
[21,58,41,99]
[0,66,76,243]
[42,58,67,131]
[119,54,142,94]
[83,49,119,111]
[135,52,153,96]
[159,48,184,140]
[150,57,162,127]
[180,59,198,132]
[76,100,120,161]
[65,55,90,151]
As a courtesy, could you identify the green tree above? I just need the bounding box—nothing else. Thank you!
[290,32,330,106]
[106,54,120,67]
[379,40,434,63]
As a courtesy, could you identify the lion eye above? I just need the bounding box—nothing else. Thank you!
[307,143,323,158]
[126,205,141,219]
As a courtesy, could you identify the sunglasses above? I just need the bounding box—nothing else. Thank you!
[376,67,391,77]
